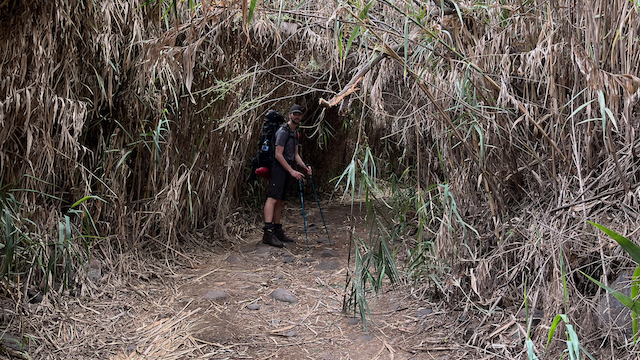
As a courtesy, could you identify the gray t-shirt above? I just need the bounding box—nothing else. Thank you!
[275,124,298,164]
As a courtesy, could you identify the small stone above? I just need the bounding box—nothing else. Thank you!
[317,237,331,244]
[0,333,25,353]
[320,249,337,258]
[283,255,295,263]
[247,304,261,311]
[316,260,340,271]
[463,327,475,341]
[274,274,284,279]
[300,258,316,263]
[225,254,245,263]
[270,288,298,303]
[417,308,432,317]
[204,290,228,302]
[388,302,401,312]
[517,308,544,321]
[256,247,271,255]
[284,330,298,337]
[87,259,102,282]
[347,317,360,325]
[598,271,635,340]
[457,312,469,322]
[26,289,43,304]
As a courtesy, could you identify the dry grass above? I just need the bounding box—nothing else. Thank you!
[318,0,640,356]
[1,205,484,359]
[1,0,640,358]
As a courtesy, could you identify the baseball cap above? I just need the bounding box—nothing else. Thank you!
[289,104,303,114]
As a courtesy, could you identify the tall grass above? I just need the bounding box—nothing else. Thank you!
[0,189,100,299]
[337,143,475,326]
[583,222,640,343]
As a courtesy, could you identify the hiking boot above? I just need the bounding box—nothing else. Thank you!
[273,228,295,243]
[262,230,284,248]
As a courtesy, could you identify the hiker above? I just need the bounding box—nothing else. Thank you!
[262,104,312,248]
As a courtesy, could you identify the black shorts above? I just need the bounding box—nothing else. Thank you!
[268,162,293,200]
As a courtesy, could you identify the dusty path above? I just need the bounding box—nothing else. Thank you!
[115,203,478,359]
[9,203,481,359]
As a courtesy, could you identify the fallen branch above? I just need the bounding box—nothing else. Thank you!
[319,44,404,109]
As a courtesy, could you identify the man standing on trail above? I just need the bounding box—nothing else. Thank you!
[262,104,312,248]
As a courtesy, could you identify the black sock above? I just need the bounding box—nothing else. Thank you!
[263,222,274,231]
[274,223,282,231]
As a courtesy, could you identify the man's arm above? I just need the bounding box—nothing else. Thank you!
[275,145,305,180]
[294,145,312,175]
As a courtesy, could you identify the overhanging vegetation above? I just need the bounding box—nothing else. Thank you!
[1,0,640,357]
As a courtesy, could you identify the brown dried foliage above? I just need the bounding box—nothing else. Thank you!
[1,0,640,357]
[334,0,640,356]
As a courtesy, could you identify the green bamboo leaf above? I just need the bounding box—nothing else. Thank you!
[71,196,106,209]
[566,99,595,120]
[605,107,618,131]
[247,0,259,24]
[579,345,596,360]
[560,88,588,113]
[546,314,565,348]
[344,25,360,59]
[65,215,71,241]
[92,67,107,100]
[560,247,568,305]
[598,90,607,143]
[576,117,601,126]
[565,323,580,360]
[633,266,640,341]
[588,221,640,264]
[115,149,134,172]
[452,1,463,26]
[359,0,374,19]
[336,22,343,58]
[2,210,15,276]
[581,271,640,314]
[526,339,540,360]
[276,0,284,27]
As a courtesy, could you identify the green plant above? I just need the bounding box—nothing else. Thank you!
[1,192,29,286]
[335,144,402,329]
[241,178,267,211]
[546,314,594,360]
[336,143,469,328]
[524,281,540,360]
[582,221,640,342]
[526,247,594,359]
[1,189,98,297]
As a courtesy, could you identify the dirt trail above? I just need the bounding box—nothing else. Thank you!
[11,204,479,360]
[118,203,476,360]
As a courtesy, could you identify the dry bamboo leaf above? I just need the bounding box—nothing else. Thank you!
[269,324,296,333]
[614,74,640,95]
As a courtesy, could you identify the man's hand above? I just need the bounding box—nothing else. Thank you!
[306,165,312,176]
[290,169,305,181]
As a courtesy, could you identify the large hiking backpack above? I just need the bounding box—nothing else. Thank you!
[249,110,285,181]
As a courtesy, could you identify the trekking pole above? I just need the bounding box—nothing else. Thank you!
[298,177,310,251]
[308,172,332,245]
